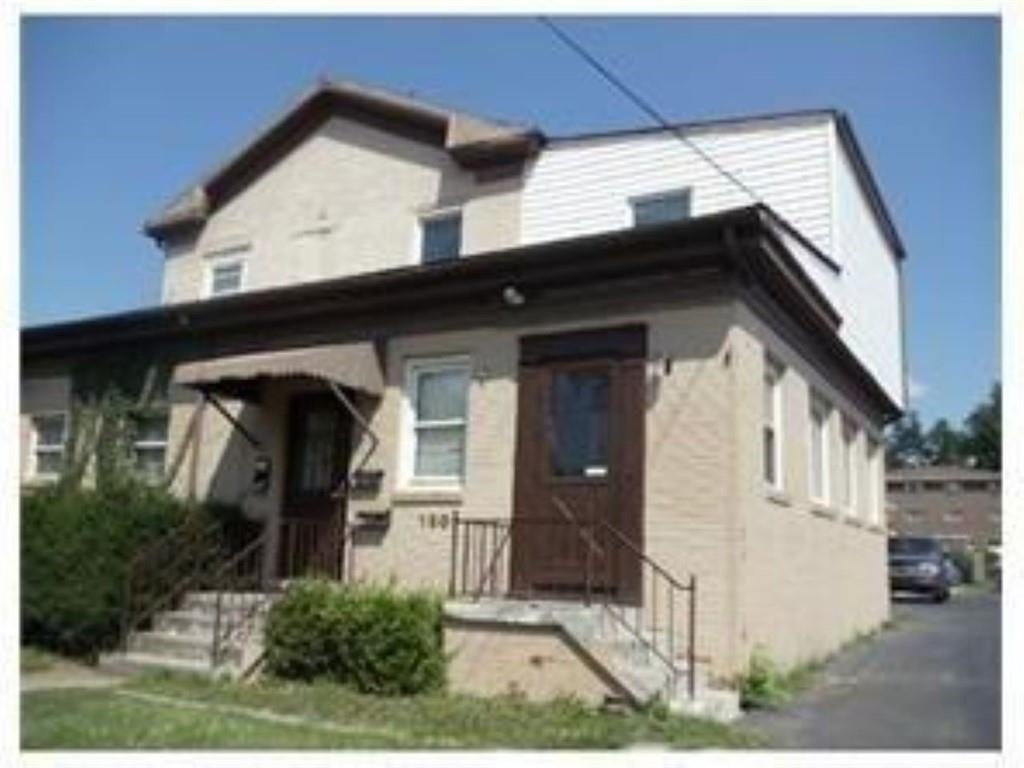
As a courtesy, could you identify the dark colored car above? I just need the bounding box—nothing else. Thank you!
[888,536,951,602]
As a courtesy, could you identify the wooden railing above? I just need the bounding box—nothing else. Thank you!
[449,509,698,700]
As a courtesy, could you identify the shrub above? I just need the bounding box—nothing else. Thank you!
[737,648,788,710]
[21,481,189,658]
[264,579,446,695]
[21,482,256,659]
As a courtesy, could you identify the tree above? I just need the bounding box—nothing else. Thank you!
[886,410,929,468]
[962,382,1001,470]
[925,418,965,466]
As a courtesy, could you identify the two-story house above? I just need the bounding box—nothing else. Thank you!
[21,78,906,715]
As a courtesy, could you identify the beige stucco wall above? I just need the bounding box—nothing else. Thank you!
[161,115,522,304]
[731,302,890,673]
[445,621,619,703]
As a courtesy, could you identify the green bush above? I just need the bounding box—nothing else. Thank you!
[737,648,787,710]
[264,579,446,695]
[21,481,189,658]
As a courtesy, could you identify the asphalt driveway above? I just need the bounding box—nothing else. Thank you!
[745,589,1001,750]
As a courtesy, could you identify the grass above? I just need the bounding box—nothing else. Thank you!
[20,646,61,673]
[22,672,762,750]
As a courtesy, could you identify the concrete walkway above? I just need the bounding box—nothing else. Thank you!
[21,659,123,692]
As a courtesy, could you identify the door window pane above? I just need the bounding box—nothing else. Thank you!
[296,408,339,494]
[550,370,610,477]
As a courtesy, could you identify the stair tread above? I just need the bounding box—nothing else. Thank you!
[101,651,212,673]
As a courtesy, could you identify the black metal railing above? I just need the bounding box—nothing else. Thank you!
[449,508,698,700]
[208,532,273,671]
[120,516,227,651]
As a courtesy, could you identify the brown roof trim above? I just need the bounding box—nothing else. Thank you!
[143,79,542,240]
[26,206,901,419]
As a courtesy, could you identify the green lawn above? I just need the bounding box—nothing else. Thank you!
[20,647,60,673]
[22,672,761,750]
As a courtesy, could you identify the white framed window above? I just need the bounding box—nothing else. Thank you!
[763,356,785,490]
[629,188,692,228]
[419,209,463,264]
[132,412,169,484]
[809,393,831,504]
[841,417,858,514]
[204,247,248,297]
[867,437,883,525]
[402,357,471,487]
[30,412,67,480]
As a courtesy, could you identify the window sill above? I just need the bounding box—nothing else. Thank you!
[866,523,888,535]
[843,515,866,529]
[809,504,839,521]
[765,489,792,507]
[391,488,464,506]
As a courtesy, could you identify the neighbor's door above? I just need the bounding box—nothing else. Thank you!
[278,391,351,579]
[510,326,645,603]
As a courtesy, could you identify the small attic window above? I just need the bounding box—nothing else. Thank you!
[420,210,462,264]
[630,189,692,228]
[204,246,248,298]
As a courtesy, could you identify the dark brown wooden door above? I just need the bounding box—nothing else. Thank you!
[511,326,645,603]
[278,392,351,578]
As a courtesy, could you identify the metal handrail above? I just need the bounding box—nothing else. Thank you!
[449,510,698,700]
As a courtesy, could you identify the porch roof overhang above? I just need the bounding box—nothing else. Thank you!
[173,342,383,399]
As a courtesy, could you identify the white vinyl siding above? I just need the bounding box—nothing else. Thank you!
[522,116,833,253]
[402,358,470,487]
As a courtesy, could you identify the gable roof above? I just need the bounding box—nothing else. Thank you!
[143,78,544,240]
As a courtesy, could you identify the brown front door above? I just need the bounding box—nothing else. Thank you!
[278,391,351,579]
[511,326,645,603]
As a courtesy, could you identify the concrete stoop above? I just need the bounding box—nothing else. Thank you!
[444,598,741,723]
[99,591,277,680]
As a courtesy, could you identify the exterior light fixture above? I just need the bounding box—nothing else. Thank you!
[502,285,525,307]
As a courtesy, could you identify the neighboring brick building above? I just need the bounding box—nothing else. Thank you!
[886,466,1002,548]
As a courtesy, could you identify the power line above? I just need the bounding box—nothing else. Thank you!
[536,16,764,206]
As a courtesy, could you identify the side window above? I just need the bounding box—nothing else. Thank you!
[630,189,692,227]
[205,247,248,297]
[841,417,858,514]
[31,413,67,480]
[763,356,785,490]
[404,358,470,486]
[132,412,169,484]
[809,393,831,504]
[420,211,463,264]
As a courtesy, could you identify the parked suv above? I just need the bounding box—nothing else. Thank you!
[888,536,951,602]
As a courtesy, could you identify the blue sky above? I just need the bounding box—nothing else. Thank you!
[21,16,999,425]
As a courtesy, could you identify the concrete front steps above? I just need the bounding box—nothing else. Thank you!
[100,591,277,679]
[444,598,741,723]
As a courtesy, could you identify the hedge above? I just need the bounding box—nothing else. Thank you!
[21,482,257,659]
[264,580,446,695]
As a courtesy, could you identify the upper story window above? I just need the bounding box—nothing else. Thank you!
[630,189,692,228]
[31,413,67,480]
[205,247,248,297]
[420,210,463,264]
[132,412,169,484]
[762,356,784,490]
[403,357,470,486]
[809,393,831,504]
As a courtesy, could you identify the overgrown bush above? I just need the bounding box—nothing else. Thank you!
[264,579,446,695]
[737,648,788,710]
[21,481,257,659]
[21,481,189,658]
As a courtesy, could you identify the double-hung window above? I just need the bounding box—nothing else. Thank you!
[809,393,831,504]
[420,210,462,264]
[31,413,67,480]
[205,247,248,297]
[405,358,470,486]
[763,356,784,490]
[841,417,858,514]
[133,412,169,484]
[867,437,883,525]
[630,189,692,228]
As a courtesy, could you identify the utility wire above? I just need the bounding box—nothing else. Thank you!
[536,16,764,206]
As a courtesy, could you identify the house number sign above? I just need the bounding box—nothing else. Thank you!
[417,512,450,530]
